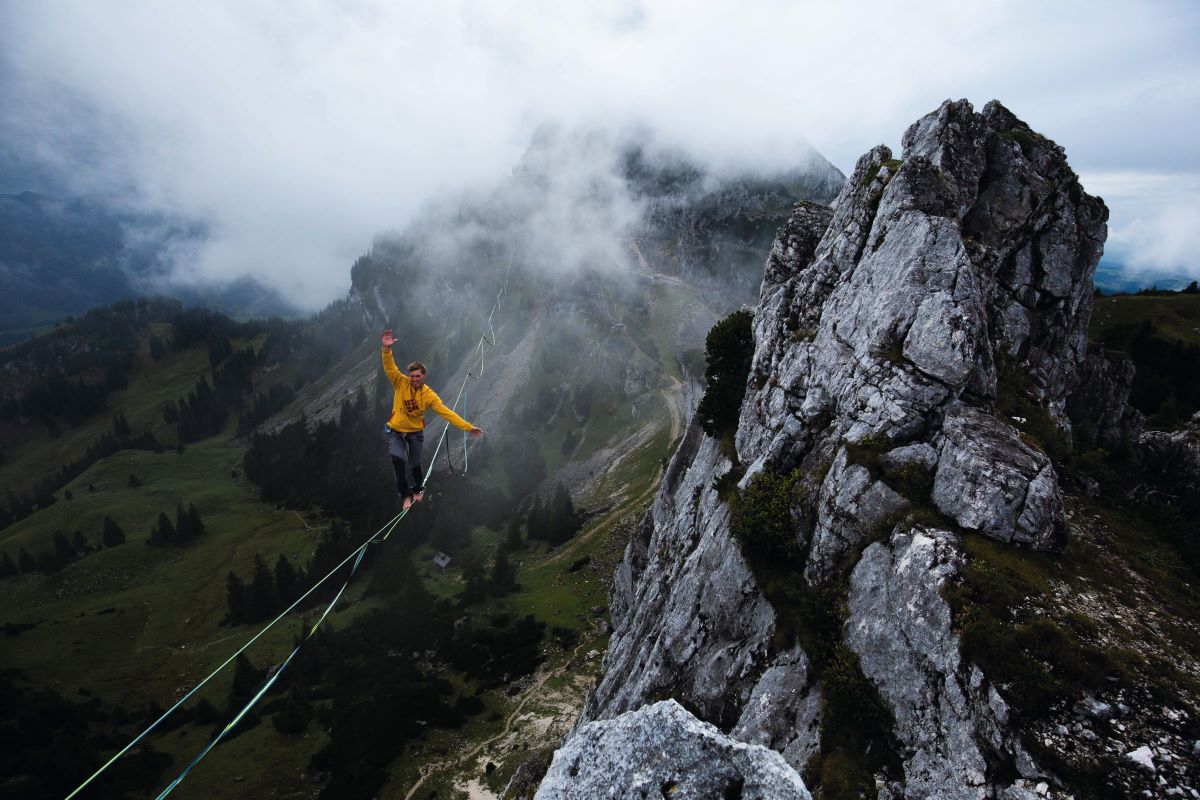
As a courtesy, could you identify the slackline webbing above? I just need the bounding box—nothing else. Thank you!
[65,265,510,799]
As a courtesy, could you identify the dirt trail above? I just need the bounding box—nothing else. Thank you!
[399,379,687,797]
[401,626,601,800]
[539,379,682,569]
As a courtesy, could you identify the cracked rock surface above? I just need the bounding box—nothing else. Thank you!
[536,700,812,800]
[847,527,1037,799]
[554,100,1126,799]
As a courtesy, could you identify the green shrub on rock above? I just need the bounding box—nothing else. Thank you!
[697,310,754,440]
[730,468,802,558]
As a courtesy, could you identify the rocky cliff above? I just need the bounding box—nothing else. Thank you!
[535,100,1181,799]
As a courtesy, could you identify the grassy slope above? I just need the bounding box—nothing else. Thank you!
[0,281,690,799]
[1089,291,1200,346]
[0,327,338,798]
[0,324,211,495]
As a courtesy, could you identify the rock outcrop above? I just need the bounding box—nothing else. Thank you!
[536,700,812,800]
[555,100,1120,798]
[1140,412,1200,493]
[846,528,1038,798]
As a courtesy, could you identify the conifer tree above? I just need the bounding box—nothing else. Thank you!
[548,482,581,545]
[505,514,523,551]
[102,516,126,547]
[225,653,264,729]
[527,497,548,541]
[248,555,277,622]
[18,547,35,573]
[149,512,176,545]
[225,571,247,624]
[53,530,76,565]
[191,697,219,725]
[72,530,87,553]
[188,503,205,537]
[274,555,299,606]
[490,544,518,596]
[0,552,16,578]
[272,683,313,735]
[36,550,59,574]
[461,562,487,605]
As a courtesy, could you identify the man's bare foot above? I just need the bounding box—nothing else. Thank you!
[413,490,424,504]
[402,495,413,511]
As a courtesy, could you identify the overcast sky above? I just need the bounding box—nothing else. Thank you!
[1,0,1197,307]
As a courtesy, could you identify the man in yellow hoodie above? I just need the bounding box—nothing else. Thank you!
[381,330,484,510]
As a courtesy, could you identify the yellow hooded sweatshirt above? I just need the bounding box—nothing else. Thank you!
[382,349,474,433]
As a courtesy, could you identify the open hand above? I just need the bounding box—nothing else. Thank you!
[469,427,485,438]
[381,329,397,348]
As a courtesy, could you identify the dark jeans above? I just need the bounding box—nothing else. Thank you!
[385,426,424,497]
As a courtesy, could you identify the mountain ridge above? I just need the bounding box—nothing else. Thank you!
[535,100,1200,800]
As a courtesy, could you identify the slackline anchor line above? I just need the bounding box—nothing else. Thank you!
[65,264,512,800]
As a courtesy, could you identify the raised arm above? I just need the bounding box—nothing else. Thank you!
[381,330,403,388]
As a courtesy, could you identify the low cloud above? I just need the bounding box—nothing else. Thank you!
[1081,170,1200,282]
[2,1,1198,307]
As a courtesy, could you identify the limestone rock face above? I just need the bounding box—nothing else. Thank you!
[731,646,822,770]
[537,700,812,800]
[1140,413,1200,493]
[556,100,1125,799]
[1066,347,1144,450]
[578,421,780,730]
[847,528,1036,799]
[738,99,1102,553]
[932,403,1065,548]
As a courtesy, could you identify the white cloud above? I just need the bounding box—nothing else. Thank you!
[1081,170,1200,281]
[2,0,1198,306]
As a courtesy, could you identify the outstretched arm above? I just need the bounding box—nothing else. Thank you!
[381,330,403,388]
[429,391,484,436]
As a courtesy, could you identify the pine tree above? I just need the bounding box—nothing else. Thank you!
[128,474,142,488]
[527,497,548,541]
[36,550,59,574]
[490,544,518,596]
[505,514,523,551]
[272,684,313,735]
[53,530,76,565]
[188,503,205,537]
[149,512,176,545]
[18,547,35,573]
[248,555,277,622]
[225,571,247,624]
[461,562,487,605]
[191,697,219,725]
[697,309,754,438]
[274,555,299,606]
[113,414,131,437]
[226,653,264,729]
[548,483,581,545]
[163,400,178,423]
[0,552,17,578]
[72,530,87,553]
[102,516,126,547]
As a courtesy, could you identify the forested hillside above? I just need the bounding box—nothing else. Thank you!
[0,128,845,799]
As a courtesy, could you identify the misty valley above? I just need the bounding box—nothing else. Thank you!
[2,105,1199,800]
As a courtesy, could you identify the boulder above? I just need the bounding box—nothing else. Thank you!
[536,700,812,800]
